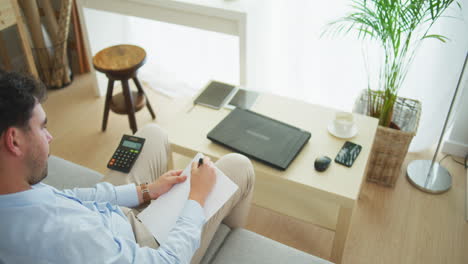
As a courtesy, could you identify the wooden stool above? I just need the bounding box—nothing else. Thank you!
[93,44,155,134]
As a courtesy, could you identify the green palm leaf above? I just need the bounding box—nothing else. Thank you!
[323,0,462,127]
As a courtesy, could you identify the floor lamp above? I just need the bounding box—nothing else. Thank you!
[407,51,468,194]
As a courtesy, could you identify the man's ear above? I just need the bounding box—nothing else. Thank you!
[2,127,25,157]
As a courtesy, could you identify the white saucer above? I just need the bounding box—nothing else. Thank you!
[328,123,358,139]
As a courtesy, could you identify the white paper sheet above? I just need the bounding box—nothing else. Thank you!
[137,153,238,244]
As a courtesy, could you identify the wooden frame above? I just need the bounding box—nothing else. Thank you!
[0,0,38,77]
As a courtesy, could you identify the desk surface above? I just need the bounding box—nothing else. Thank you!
[166,93,378,208]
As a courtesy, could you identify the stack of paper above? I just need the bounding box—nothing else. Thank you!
[137,153,238,244]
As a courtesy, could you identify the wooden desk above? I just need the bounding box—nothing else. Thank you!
[165,93,378,263]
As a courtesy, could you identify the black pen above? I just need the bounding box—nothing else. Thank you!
[197,157,204,168]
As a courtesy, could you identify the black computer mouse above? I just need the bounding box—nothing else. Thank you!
[314,156,332,172]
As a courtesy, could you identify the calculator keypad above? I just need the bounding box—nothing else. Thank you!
[108,148,140,173]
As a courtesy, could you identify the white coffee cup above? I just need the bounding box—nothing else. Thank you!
[333,112,355,136]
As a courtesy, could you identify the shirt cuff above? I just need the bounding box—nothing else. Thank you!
[182,200,206,227]
[115,183,139,208]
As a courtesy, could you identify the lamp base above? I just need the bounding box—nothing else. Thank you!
[406,160,452,194]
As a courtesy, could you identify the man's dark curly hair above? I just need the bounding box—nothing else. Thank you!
[0,70,47,136]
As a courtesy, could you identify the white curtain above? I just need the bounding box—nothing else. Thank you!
[249,0,468,152]
[84,0,468,152]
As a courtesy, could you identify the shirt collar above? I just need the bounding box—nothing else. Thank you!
[0,183,56,208]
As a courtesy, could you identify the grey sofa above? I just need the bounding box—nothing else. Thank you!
[45,155,332,264]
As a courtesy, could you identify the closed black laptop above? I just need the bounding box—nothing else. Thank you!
[207,108,311,170]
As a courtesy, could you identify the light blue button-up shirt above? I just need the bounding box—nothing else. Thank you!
[0,182,205,264]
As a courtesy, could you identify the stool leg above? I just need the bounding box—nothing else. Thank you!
[102,79,114,131]
[122,79,138,134]
[133,77,156,120]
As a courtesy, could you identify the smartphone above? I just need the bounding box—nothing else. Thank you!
[335,141,362,167]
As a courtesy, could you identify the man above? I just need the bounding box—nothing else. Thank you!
[0,71,255,263]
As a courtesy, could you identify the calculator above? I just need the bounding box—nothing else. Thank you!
[107,135,145,173]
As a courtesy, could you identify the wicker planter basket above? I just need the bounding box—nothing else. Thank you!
[354,90,421,187]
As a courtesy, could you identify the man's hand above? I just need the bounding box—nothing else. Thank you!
[149,170,187,199]
[137,170,187,204]
[188,157,216,207]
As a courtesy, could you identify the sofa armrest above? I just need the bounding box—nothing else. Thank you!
[209,228,333,264]
[43,155,103,189]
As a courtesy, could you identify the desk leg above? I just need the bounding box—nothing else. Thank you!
[331,206,352,264]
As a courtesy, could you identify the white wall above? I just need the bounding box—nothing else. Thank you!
[82,8,130,96]
[442,63,468,157]
[257,0,468,152]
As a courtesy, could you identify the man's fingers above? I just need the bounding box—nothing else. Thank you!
[168,175,187,184]
[171,169,183,176]
[177,175,187,182]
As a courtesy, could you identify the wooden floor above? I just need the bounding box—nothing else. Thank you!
[43,73,468,264]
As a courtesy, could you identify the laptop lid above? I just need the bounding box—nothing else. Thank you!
[207,108,311,170]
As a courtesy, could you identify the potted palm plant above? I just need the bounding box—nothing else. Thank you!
[325,0,462,186]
